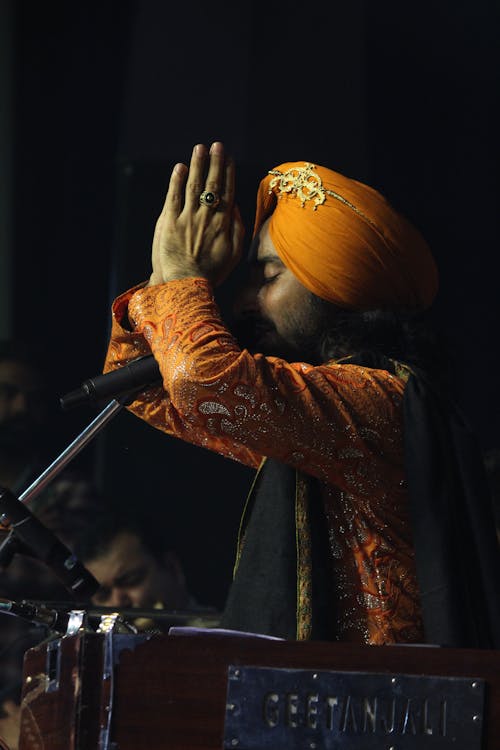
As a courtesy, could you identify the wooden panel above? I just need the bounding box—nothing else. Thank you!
[111,635,500,750]
[19,634,103,750]
[20,633,500,749]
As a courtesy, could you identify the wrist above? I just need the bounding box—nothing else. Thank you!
[148,270,208,287]
[147,271,163,287]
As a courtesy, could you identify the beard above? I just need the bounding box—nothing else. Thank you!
[232,295,335,364]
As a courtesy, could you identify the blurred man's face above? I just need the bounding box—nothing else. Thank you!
[0,360,47,453]
[233,218,330,363]
[84,530,188,610]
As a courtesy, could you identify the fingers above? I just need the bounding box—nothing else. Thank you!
[153,163,187,268]
[184,143,209,211]
[214,206,244,285]
[157,142,232,239]
[222,155,235,211]
[183,142,230,214]
[163,162,188,221]
[202,141,225,206]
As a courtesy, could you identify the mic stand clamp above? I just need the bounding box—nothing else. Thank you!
[0,598,137,637]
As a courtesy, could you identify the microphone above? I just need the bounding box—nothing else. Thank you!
[0,598,71,634]
[0,486,99,599]
[60,355,161,410]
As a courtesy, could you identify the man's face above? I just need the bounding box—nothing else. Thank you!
[84,530,187,610]
[0,359,47,452]
[234,218,329,362]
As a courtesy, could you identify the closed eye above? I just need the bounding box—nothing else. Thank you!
[263,273,280,285]
[115,566,148,589]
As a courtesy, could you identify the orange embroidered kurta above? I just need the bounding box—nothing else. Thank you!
[105,277,424,644]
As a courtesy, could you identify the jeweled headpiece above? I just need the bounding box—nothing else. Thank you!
[268,162,374,227]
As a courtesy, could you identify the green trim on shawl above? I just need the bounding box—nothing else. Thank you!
[232,457,267,578]
[295,471,313,640]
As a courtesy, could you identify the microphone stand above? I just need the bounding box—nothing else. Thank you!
[18,394,132,506]
[0,390,137,598]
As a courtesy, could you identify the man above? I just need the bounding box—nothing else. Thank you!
[72,516,198,613]
[104,143,499,647]
[32,477,213,616]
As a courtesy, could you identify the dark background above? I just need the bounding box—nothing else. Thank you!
[6,0,500,606]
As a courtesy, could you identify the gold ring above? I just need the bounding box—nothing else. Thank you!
[199,190,221,208]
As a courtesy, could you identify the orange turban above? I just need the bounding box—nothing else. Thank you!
[253,162,438,311]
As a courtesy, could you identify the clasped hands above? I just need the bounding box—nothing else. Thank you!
[149,142,245,288]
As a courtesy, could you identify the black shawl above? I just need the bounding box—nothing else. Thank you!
[221,359,500,648]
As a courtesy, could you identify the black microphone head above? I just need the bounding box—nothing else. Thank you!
[0,486,99,599]
[60,355,161,410]
[60,383,92,411]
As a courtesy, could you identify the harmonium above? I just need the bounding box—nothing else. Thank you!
[19,624,500,749]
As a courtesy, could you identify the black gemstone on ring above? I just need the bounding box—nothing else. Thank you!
[204,192,215,203]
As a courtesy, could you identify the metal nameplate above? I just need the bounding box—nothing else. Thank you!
[223,666,485,749]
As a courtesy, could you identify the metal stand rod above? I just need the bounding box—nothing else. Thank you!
[18,398,126,505]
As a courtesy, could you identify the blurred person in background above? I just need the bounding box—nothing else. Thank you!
[33,476,217,619]
[0,341,51,494]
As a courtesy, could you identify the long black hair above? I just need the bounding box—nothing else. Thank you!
[312,299,451,383]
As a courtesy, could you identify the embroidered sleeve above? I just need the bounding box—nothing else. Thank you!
[105,277,407,492]
[104,283,263,468]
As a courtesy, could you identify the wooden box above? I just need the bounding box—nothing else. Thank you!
[19,632,500,749]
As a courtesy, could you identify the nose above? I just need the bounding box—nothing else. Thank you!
[108,588,132,608]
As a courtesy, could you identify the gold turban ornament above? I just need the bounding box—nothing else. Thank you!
[253,162,438,311]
